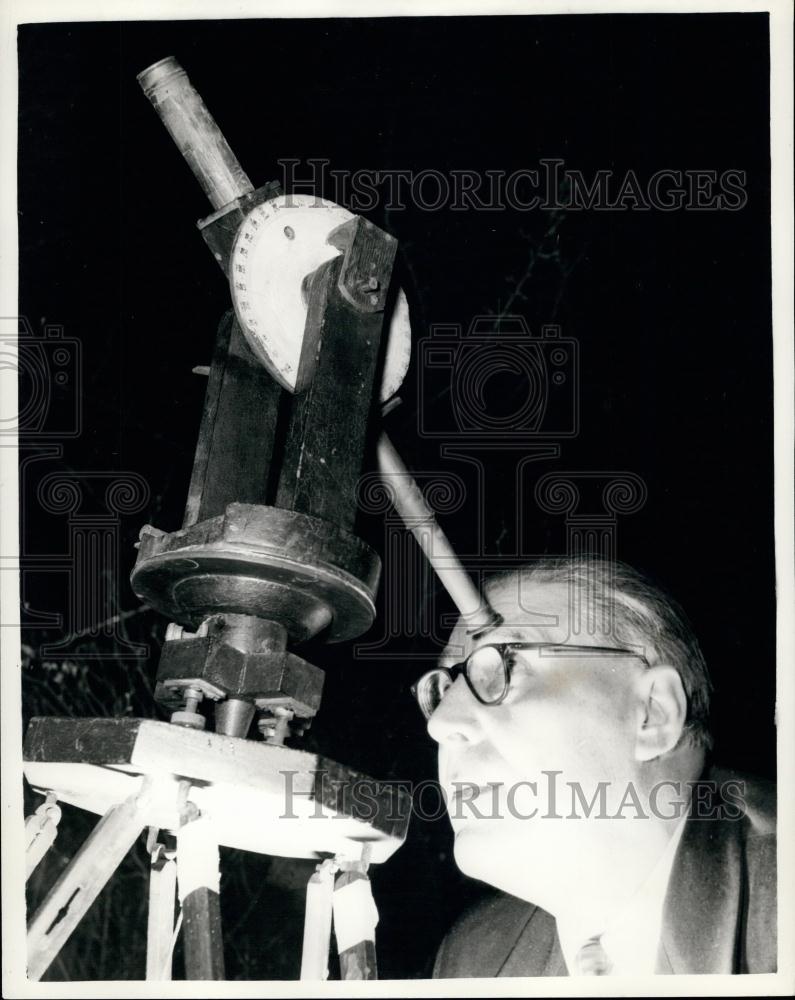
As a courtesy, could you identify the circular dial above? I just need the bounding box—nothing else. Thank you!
[229,194,411,400]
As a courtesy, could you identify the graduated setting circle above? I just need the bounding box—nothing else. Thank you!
[229,194,411,400]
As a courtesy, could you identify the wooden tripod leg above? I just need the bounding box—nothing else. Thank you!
[176,812,225,980]
[146,840,177,980]
[300,860,336,980]
[27,786,150,982]
[333,867,378,980]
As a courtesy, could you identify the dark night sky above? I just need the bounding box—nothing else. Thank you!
[18,13,774,979]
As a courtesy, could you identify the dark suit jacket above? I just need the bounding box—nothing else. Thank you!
[433,769,776,977]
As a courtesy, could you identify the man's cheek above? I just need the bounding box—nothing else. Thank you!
[492,721,564,773]
[437,744,454,787]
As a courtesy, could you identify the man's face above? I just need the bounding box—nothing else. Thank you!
[427,576,649,902]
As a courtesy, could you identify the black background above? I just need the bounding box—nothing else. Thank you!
[18,13,774,980]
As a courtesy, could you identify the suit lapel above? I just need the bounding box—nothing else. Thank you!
[498,905,567,976]
[541,932,567,976]
[657,800,744,973]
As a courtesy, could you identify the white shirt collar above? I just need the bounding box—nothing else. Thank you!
[556,816,688,976]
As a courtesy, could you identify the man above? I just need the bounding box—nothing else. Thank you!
[415,557,776,977]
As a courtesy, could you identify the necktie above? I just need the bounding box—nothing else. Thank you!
[575,935,613,975]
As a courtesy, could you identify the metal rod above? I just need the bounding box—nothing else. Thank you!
[376,433,501,632]
[137,56,254,210]
[214,698,256,738]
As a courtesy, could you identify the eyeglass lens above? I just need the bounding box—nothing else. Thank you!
[417,645,509,718]
[415,669,453,719]
[467,645,509,702]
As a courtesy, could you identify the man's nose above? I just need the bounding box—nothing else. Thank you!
[426,674,483,745]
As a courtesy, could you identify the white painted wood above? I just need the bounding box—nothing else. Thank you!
[24,722,407,863]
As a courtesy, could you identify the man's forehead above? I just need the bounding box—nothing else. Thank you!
[440,579,572,663]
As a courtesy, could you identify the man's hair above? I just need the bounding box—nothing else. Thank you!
[486,556,713,751]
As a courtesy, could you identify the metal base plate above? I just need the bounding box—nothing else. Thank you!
[131,504,381,643]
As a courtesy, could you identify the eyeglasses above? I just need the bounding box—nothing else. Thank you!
[411,642,649,720]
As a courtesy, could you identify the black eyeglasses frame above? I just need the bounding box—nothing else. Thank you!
[411,641,650,719]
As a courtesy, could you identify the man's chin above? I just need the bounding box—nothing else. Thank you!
[451,823,526,891]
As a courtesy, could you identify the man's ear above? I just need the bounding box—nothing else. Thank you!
[633,665,688,762]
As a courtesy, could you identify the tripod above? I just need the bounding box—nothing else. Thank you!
[24,717,397,980]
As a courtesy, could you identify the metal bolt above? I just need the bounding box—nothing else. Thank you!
[257,706,295,745]
[183,687,202,714]
[170,685,205,729]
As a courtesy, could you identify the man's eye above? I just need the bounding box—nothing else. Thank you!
[504,649,535,678]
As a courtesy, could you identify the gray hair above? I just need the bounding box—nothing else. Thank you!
[486,556,713,751]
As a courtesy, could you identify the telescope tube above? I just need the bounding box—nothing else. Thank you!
[137,56,254,210]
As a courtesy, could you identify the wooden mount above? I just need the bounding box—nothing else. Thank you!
[330,215,398,314]
[183,311,282,528]
[278,215,397,529]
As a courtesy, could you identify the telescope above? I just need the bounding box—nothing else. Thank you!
[22,56,499,982]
